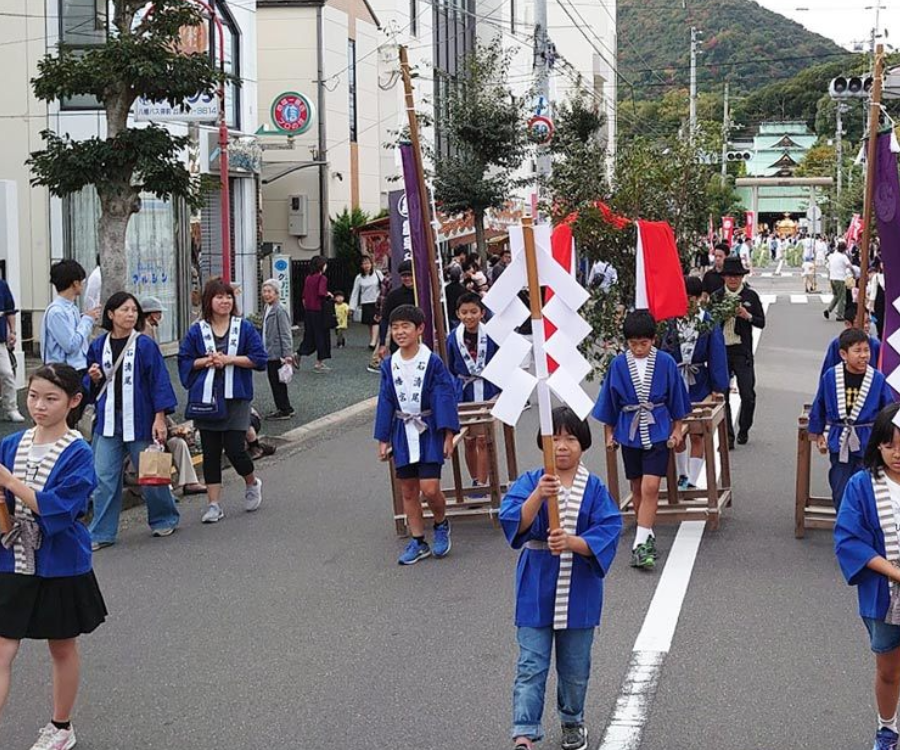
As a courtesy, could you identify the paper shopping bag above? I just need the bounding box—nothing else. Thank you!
[138,446,173,486]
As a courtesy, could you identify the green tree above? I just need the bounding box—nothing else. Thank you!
[432,44,530,258]
[28,1,222,301]
[331,207,370,264]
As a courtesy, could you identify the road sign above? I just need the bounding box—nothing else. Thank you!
[527,115,554,145]
[272,254,292,320]
[271,92,315,135]
[532,95,549,117]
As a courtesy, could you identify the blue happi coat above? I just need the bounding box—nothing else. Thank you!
[0,433,98,578]
[85,333,177,441]
[808,365,894,460]
[373,351,460,468]
[835,471,899,620]
[178,318,268,407]
[446,323,501,403]
[499,468,622,628]
[820,335,882,379]
[660,312,729,402]
[592,349,692,449]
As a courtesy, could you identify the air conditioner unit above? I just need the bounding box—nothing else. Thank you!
[288,194,309,236]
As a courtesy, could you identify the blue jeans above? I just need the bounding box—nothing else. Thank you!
[829,452,864,511]
[512,626,595,741]
[90,433,180,544]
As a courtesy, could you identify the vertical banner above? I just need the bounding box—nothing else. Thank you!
[744,210,755,240]
[388,189,408,287]
[875,134,900,388]
[721,216,735,247]
[399,143,435,349]
[846,213,863,245]
[271,254,292,322]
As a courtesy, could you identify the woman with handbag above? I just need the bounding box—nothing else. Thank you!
[296,255,332,373]
[85,292,181,549]
[178,279,268,525]
[261,278,295,420]
[349,255,383,350]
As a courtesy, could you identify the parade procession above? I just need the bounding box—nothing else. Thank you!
[1,1,900,749]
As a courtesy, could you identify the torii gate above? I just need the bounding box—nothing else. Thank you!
[736,176,835,235]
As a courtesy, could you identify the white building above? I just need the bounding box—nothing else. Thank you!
[0,0,260,347]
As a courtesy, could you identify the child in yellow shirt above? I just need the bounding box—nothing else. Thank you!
[334,291,350,348]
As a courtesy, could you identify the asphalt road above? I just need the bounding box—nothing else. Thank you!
[0,269,877,750]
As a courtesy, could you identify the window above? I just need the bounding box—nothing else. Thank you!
[59,0,109,110]
[348,40,358,142]
[211,1,242,130]
[433,0,476,157]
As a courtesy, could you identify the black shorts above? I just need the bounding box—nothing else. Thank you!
[395,462,442,480]
[621,441,670,480]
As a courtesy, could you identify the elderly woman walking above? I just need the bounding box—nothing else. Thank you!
[262,278,295,420]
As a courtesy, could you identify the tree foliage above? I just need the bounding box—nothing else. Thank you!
[432,44,531,257]
[28,0,224,300]
[331,207,371,264]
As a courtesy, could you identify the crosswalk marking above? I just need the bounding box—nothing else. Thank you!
[790,294,809,304]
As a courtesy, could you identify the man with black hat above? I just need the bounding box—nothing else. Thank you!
[712,256,766,448]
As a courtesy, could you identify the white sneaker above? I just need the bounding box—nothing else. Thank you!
[201,503,224,524]
[30,723,76,750]
[6,410,25,423]
[244,478,263,512]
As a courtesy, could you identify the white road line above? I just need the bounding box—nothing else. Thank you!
[761,272,772,278]
[790,294,808,304]
[775,259,784,275]
[599,296,772,750]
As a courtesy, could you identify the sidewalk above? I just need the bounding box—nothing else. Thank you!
[0,322,381,442]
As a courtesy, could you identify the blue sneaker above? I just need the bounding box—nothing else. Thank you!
[398,538,431,566]
[875,727,899,750]
[432,520,452,558]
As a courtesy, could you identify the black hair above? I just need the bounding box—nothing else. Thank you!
[838,327,868,352]
[536,406,592,451]
[456,291,484,311]
[101,291,145,332]
[623,309,657,340]
[453,247,468,259]
[714,243,730,254]
[49,259,87,293]
[29,363,83,400]
[389,304,425,327]
[333,290,345,298]
[864,403,900,473]
[310,255,327,273]
[360,255,375,276]
[836,240,847,252]
[684,275,703,298]
[842,302,859,324]
[463,258,481,272]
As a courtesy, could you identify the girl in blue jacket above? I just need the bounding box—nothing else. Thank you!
[0,364,103,750]
[179,279,268,524]
[835,402,900,750]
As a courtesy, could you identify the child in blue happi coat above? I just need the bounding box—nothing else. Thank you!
[660,276,729,489]
[0,364,105,750]
[446,292,500,488]
[809,327,895,511]
[374,304,460,565]
[835,403,900,750]
[500,406,622,750]
[593,310,691,570]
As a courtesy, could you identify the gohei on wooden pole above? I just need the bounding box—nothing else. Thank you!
[398,45,448,362]
[856,44,885,331]
[521,216,560,532]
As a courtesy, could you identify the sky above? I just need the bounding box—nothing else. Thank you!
[755,0,894,53]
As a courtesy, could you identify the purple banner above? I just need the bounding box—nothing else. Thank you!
[400,143,435,350]
[387,189,408,288]
[877,133,900,386]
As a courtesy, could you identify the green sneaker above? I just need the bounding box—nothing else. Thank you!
[630,541,655,570]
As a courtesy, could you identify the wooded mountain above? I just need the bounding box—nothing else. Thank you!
[618,0,854,101]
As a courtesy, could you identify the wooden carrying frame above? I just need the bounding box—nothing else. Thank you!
[604,395,733,530]
[388,401,519,535]
[794,403,835,538]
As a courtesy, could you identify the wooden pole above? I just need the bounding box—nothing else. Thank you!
[0,502,11,536]
[856,45,885,332]
[521,216,560,532]
[398,45,448,362]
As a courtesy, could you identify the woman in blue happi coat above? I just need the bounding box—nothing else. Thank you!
[835,403,900,750]
[85,292,180,548]
[659,276,729,489]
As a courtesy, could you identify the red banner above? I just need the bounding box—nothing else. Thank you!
[744,211,755,240]
[846,213,863,244]
[722,216,735,247]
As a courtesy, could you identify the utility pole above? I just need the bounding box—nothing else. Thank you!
[534,0,551,183]
[689,27,700,146]
[835,102,844,235]
[720,82,729,186]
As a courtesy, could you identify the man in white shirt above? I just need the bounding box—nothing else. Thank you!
[737,238,752,274]
[84,257,102,312]
[824,240,853,320]
[588,259,619,293]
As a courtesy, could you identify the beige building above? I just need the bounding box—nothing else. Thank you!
[258,0,385,258]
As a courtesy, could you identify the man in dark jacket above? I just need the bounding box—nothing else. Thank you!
[712,256,766,448]
[702,243,729,298]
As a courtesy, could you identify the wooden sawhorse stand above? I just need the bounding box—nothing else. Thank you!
[388,401,519,535]
[794,403,834,538]
[604,395,733,530]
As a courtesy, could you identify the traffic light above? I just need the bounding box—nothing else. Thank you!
[726,151,751,162]
[829,74,875,99]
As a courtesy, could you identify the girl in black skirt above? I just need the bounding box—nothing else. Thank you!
[0,364,105,750]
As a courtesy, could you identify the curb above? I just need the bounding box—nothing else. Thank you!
[276,396,377,453]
